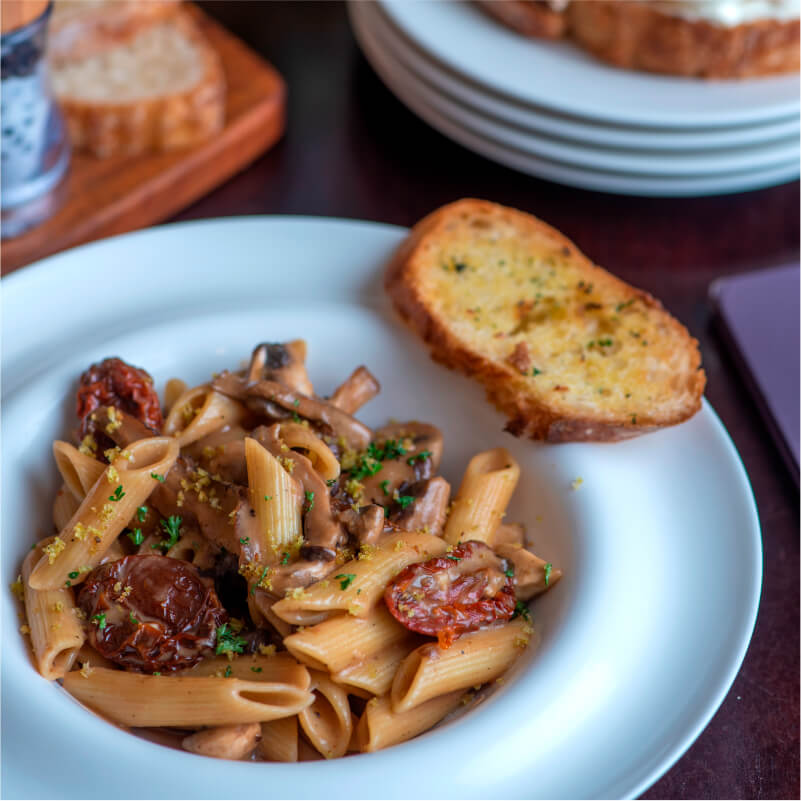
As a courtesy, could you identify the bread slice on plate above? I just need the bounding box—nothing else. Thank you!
[475,0,569,39]
[49,0,180,65]
[386,199,705,442]
[50,10,225,158]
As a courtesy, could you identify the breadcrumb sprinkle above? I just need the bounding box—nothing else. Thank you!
[43,537,66,564]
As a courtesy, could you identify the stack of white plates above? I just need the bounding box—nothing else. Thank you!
[349,0,800,197]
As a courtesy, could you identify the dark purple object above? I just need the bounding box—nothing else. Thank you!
[711,265,800,485]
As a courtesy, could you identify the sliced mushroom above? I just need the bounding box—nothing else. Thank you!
[337,504,385,545]
[328,366,380,414]
[393,476,451,535]
[182,723,261,760]
[246,340,314,396]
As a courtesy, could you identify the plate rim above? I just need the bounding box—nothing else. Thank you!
[1,216,763,799]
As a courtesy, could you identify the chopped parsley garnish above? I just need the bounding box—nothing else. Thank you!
[152,672,161,676]
[127,528,143,546]
[368,440,406,461]
[350,455,382,481]
[293,399,300,408]
[616,299,635,312]
[335,573,356,590]
[543,562,552,586]
[68,571,79,579]
[512,601,531,622]
[91,612,107,630]
[380,480,390,495]
[396,495,415,510]
[215,623,247,656]
[150,472,166,482]
[292,412,301,423]
[326,479,336,487]
[250,566,270,596]
[407,450,432,466]
[531,367,542,376]
[128,613,139,624]
[264,495,272,501]
[251,666,263,673]
[65,580,71,587]
[305,490,315,511]
[281,552,290,565]
[239,537,250,544]
[446,555,461,562]
[136,506,148,522]
[504,567,515,578]
[151,516,182,551]
[598,337,613,347]
[108,485,125,502]
[224,665,233,678]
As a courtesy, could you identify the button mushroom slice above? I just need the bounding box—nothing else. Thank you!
[328,366,381,415]
[149,457,260,558]
[215,377,372,452]
[495,543,562,601]
[182,723,261,760]
[246,340,314,396]
[91,405,157,449]
[250,425,345,555]
[372,421,444,479]
[393,477,451,536]
[212,372,292,422]
[337,504,386,546]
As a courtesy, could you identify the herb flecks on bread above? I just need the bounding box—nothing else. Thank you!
[386,199,705,442]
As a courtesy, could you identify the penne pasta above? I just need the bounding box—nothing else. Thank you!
[163,377,188,415]
[52,484,80,532]
[391,619,535,713]
[329,366,380,414]
[332,634,420,697]
[273,422,340,482]
[53,441,105,500]
[492,522,525,548]
[63,667,314,726]
[187,652,311,691]
[164,385,247,448]
[284,603,408,674]
[355,691,463,752]
[29,436,179,590]
[271,532,449,624]
[443,448,520,545]
[21,545,85,680]
[298,670,352,759]
[260,715,299,762]
[245,437,303,562]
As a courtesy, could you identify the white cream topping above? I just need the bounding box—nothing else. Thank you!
[648,1,800,25]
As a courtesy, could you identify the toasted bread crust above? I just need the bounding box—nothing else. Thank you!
[477,0,799,77]
[475,0,568,39]
[53,11,225,158]
[386,199,705,442]
[568,1,800,78]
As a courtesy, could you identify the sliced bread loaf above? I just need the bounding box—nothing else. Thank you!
[50,10,225,157]
[386,199,705,442]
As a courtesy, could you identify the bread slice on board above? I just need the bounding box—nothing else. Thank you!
[50,9,225,158]
[386,199,705,442]
[49,0,180,65]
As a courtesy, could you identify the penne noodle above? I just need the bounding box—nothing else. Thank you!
[391,619,535,713]
[492,522,525,548]
[298,670,352,759]
[273,422,340,482]
[163,378,188,415]
[284,603,408,674]
[63,667,314,726]
[21,545,85,680]
[164,385,247,448]
[182,723,261,760]
[332,634,420,697]
[259,716,299,762]
[495,544,562,601]
[53,441,106,500]
[53,484,80,532]
[355,691,463,753]
[443,448,520,545]
[29,436,179,590]
[271,532,448,624]
[187,653,311,691]
[245,437,303,562]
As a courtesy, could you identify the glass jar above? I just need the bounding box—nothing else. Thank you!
[1,1,70,239]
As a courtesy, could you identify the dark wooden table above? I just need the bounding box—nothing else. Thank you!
[189,4,799,797]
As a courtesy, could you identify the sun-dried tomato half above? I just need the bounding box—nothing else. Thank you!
[384,540,516,648]
[77,555,227,673]
[76,357,163,437]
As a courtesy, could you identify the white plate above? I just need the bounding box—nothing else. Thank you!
[2,218,762,799]
[362,1,801,153]
[352,6,800,196]
[356,2,800,175]
[379,0,800,128]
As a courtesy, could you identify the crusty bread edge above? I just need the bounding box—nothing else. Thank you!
[385,198,706,442]
[54,10,226,158]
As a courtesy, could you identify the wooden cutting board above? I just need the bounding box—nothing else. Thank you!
[1,6,286,274]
